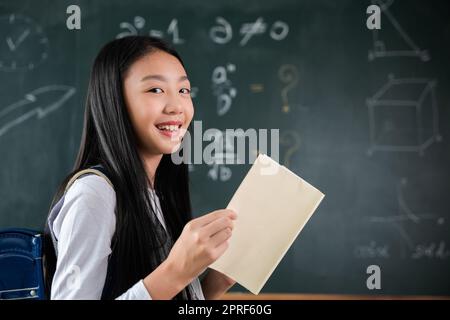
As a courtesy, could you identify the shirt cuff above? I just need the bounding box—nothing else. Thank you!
[116,279,152,300]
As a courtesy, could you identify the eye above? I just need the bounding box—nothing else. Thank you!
[180,88,191,95]
[147,88,164,94]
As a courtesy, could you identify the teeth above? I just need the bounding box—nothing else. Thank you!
[157,124,180,132]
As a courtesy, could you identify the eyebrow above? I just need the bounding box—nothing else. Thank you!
[141,74,189,83]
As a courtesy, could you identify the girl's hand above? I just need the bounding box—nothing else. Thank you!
[166,209,237,286]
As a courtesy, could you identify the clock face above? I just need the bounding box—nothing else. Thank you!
[0,14,49,72]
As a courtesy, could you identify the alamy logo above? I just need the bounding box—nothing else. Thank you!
[366,5,381,30]
[366,265,381,290]
[65,265,81,291]
[66,5,81,30]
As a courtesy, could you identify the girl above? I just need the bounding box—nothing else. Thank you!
[43,36,237,300]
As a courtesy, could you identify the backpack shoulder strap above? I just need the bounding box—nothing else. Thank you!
[64,167,114,193]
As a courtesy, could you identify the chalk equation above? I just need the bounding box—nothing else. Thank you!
[116,16,289,46]
[211,63,237,116]
[355,241,390,259]
[358,178,448,260]
[117,16,185,44]
[210,16,289,46]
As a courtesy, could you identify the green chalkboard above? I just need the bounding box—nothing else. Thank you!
[1,0,449,296]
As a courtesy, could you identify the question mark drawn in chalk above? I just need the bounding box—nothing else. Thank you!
[278,64,299,113]
[280,130,301,168]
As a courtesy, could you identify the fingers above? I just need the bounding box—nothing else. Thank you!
[213,237,231,257]
[210,227,232,248]
[201,215,235,238]
[192,209,237,228]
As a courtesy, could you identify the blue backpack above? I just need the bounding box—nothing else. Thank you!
[0,165,112,300]
[0,228,45,300]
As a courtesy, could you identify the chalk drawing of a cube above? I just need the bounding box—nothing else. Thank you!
[366,77,441,156]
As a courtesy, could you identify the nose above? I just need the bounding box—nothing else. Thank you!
[164,93,184,115]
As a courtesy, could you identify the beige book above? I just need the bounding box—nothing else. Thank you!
[209,153,325,294]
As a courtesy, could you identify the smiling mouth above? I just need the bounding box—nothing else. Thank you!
[155,124,183,139]
[155,124,182,132]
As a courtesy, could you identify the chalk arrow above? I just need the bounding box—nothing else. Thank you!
[0,85,76,137]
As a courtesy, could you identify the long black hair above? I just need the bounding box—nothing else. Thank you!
[43,36,192,300]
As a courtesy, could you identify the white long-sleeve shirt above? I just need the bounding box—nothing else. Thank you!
[50,174,205,300]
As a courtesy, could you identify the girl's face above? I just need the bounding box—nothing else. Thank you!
[123,50,194,155]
